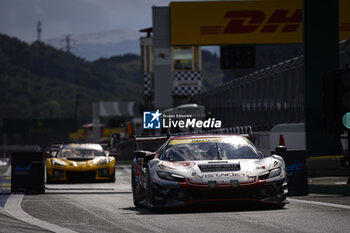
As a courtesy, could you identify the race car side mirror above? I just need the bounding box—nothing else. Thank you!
[143,153,156,164]
[134,150,153,158]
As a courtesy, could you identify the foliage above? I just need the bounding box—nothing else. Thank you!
[0,34,222,120]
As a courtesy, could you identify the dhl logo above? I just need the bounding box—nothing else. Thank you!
[201,9,302,35]
[201,9,350,35]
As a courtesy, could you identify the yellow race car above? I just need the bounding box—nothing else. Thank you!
[46,143,116,183]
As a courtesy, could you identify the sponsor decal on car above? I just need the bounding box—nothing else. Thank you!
[195,172,248,179]
[169,138,224,145]
[231,180,239,188]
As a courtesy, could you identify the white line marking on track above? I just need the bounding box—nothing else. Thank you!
[289,198,350,210]
[4,166,11,176]
[5,194,78,233]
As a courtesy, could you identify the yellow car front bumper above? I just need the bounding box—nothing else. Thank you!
[46,159,115,182]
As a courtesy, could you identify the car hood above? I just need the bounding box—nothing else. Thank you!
[149,156,285,183]
[50,156,109,167]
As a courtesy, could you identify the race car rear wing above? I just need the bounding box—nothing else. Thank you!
[133,136,169,151]
[134,136,169,142]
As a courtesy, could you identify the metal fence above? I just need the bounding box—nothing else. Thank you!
[191,39,350,131]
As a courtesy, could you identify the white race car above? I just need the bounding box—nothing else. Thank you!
[132,134,288,209]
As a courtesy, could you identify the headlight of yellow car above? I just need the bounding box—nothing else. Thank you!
[50,159,66,166]
[97,158,113,166]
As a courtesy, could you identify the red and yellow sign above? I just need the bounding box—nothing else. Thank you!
[170,0,350,45]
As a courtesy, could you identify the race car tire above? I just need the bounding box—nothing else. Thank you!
[46,173,55,184]
[109,168,116,182]
[132,186,143,208]
[108,176,116,183]
[131,164,135,190]
[147,178,156,211]
[269,203,285,209]
[133,199,143,208]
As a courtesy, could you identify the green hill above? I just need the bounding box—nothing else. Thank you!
[0,34,222,121]
[0,34,142,120]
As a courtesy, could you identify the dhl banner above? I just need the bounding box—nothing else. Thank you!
[170,0,350,45]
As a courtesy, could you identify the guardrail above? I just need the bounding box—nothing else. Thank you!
[191,39,350,130]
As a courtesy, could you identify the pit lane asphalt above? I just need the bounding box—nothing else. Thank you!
[2,165,350,233]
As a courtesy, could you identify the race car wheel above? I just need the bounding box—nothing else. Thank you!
[133,198,142,208]
[108,168,116,182]
[132,185,142,208]
[147,178,156,210]
[109,176,116,183]
[269,203,285,209]
[46,173,55,184]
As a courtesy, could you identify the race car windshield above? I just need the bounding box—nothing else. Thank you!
[161,141,261,161]
[56,149,105,158]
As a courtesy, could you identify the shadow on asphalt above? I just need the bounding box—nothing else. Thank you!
[308,185,350,196]
[122,201,287,215]
[46,180,115,184]
[44,191,131,195]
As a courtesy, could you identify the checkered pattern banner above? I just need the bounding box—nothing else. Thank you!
[144,73,151,96]
[173,86,201,96]
[173,71,201,81]
[173,71,201,96]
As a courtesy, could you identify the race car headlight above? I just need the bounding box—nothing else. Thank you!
[259,167,281,180]
[97,158,111,166]
[50,159,65,166]
[268,167,281,178]
[258,171,270,180]
[157,171,185,182]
